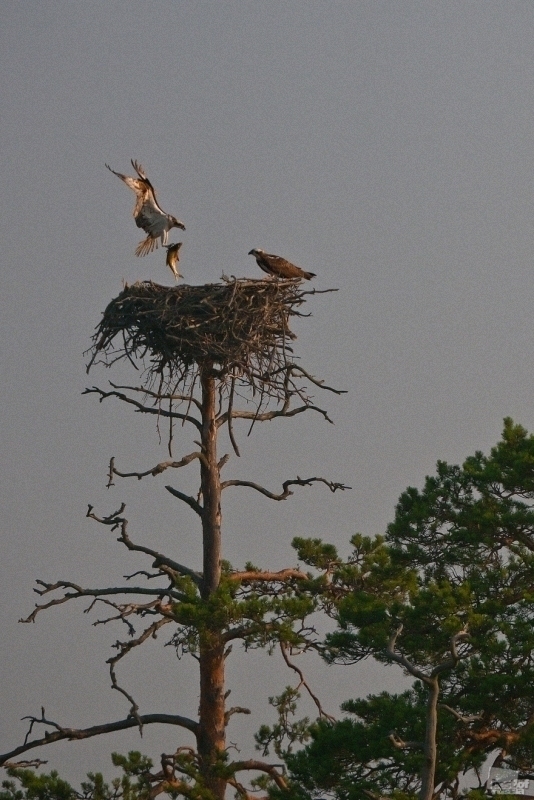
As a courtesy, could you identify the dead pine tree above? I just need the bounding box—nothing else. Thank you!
[1,278,348,800]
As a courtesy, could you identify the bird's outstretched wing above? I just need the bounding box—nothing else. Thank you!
[106,159,173,221]
[107,160,185,255]
[106,160,154,217]
[129,160,167,217]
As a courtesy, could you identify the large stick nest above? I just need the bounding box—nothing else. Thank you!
[87,278,312,394]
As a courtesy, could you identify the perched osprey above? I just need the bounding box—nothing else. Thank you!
[164,242,183,281]
[248,249,316,280]
[106,160,186,256]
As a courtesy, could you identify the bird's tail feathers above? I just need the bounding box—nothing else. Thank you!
[303,271,316,280]
[135,235,158,257]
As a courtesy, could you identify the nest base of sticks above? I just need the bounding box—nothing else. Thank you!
[87,278,310,397]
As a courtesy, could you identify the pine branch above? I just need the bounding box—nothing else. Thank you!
[228,567,309,583]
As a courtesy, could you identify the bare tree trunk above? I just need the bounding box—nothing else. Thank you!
[198,635,226,800]
[200,364,222,596]
[419,677,439,800]
[197,364,226,800]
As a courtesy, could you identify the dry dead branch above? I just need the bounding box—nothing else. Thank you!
[279,642,336,722]
[0,711,198,768]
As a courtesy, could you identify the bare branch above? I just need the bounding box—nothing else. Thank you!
[224,707,251,723]
[229,760,289,792]
[298,286,340,298]
[107,451,205,486]
[431,629,470,677]
[386,625,471,686]
[83,385,202,431]
[218,453,230,470]
[221,475,350,500]
[264,363,347,396]
[218,402,335,427]
[227,375,241,457]
[19,581,183,624]
[440,704,483,724]
[0,711,198,767]
[280,642,336,722]
[386,624,431,684]
[87,504,202,584]
[108,382,203,412]
[107,616,173,730]
[165,485,203,516]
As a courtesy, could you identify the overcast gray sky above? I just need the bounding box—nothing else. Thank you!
[2,0,534,784]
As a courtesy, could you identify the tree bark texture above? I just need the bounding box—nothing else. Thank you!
[198,364,226,799]
[200,365,222,598]
[198,635,227,800]
[419,677,439,800]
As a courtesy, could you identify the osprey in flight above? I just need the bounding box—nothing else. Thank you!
[248,249,316,280]
[106,160,186,256]
[164,242,183,281]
